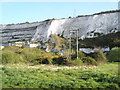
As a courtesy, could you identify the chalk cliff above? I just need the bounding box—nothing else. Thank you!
[1,10,120,43]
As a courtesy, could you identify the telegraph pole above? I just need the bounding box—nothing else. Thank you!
[69,29,79,60]
[76,29,79,59]
[69,30,71,61]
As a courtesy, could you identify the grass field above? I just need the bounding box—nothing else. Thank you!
[1,62,119,89]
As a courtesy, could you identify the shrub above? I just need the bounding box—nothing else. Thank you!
[89,51,107,64]
[78,51,85,59]
[63,49,70,61]
[3,46,22,54]
[38,56,53,64]
[107,47,120,62]
[2,46,56,64]
[67,58,83,66]
[20,48,45,62]
[39,55,66,65]
[64,49,76,61]
[21,48,37,62]
[21,45,25,49]
[40,58,51,64]
[52,56,67,65]
[81,57,97,65]
[51,34,66,51]
[2,50,24,64]
[47,57,53,64]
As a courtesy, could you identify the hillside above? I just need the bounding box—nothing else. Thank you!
[0,10,120,43]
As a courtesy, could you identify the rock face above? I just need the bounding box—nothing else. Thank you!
[1,10,120,43]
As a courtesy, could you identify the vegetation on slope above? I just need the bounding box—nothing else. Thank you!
[79,32,120,48]
[1,46,120,66]
[1,46,55,64]
[50,34,67,51]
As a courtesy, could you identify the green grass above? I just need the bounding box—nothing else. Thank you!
[1,62,119,88]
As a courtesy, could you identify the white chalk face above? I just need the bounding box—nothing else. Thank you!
[31,11,119,42]
[1,11,119,43]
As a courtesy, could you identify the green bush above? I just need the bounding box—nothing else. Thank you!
[39,56,66,65]
[21,45,25,49]
[20,48,46,62]
[81,57,97,65]
[78,51,85,59]
[107,47,120,62]
[40,58,50,64]
[2,46,57,64]
[63,49,76,61]
[47,57,53,64]
[2,46,47,64]
[52,57,67,65]
[3,46,22,54]
[89,51,107,64]
[2,50,24,64]
[68,58,83,66]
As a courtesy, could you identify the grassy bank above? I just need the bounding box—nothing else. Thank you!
[2,46,109,66]
[1,62,119,88]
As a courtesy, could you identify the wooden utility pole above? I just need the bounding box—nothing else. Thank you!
[69,30,71,61]
[69,29,79,60]
[76,29,79,59]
